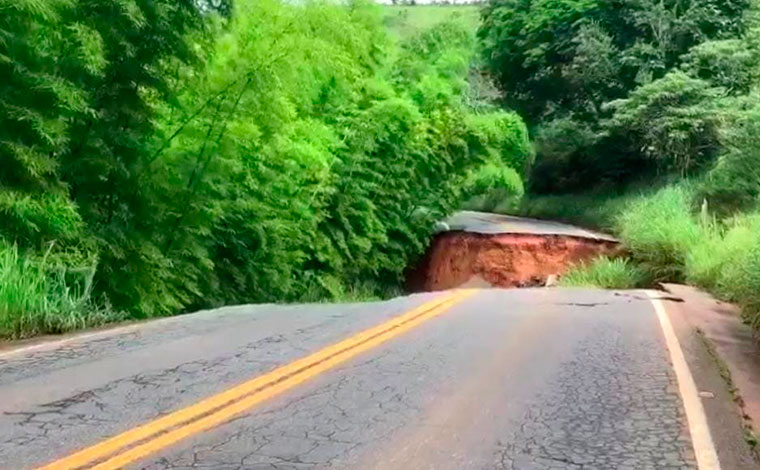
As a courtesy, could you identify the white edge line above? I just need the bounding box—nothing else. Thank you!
[646,289,721,470]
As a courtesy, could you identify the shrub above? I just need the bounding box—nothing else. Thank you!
[463,112,533,172]
[0,192,83,247]
[559,257,648,289]
[461,160,524,212]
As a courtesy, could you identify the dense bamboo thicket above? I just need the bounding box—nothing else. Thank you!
[0,0,530,337]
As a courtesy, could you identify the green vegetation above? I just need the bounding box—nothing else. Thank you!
[515,185,760,327]
[461,160,524,212]
[616,186,706,282]
[0,1,530,338]
[11,0,760,336]
[480,0,751,192]
[382,5,480,39]
[560,257,647,289]
[480,0,760,328]
[519,190,647,233]
[0,243,123,339]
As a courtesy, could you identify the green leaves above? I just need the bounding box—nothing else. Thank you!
[681,38,760,94]
[480,0,752,192]
[0,0,531,326]
[603,70,724,174]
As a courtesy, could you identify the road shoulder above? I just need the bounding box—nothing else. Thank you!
[658,285,760,469]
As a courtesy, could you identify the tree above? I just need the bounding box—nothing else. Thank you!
[479,0,750,192]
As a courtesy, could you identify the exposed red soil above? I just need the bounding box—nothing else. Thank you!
[407,231,620,291]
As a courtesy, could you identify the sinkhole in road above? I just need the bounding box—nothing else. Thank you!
[406,231,620,291]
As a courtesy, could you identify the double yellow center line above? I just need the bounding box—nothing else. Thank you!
[38,289,475,470]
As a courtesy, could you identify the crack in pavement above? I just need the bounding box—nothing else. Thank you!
[493,324,696,470]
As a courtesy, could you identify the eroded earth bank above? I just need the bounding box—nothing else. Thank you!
[408,212,620,291]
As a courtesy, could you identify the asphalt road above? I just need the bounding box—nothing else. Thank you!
[0,288,755,470]
[442,211,618,242]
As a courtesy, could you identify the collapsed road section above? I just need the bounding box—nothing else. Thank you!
[408,211,620,291]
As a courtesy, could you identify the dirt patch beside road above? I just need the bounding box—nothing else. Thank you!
[407,231,619,291]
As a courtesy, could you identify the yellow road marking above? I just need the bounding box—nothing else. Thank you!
[647,290,721,470]
[38,290,475,470]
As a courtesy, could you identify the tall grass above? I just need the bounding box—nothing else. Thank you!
[684,214,754,289]
[717,241,760,329]
[615,185,706,282]
[560,257,648,289]
[699,215,760,329]
[612,187,760,329]
[0,244,122,339]
[524,183,760,329]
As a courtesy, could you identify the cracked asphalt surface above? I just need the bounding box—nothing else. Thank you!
[0,288,754,469]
